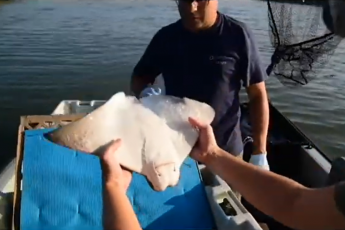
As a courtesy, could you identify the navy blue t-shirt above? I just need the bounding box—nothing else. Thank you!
[133,13,267,156]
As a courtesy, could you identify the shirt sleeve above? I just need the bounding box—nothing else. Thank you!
[334,182,345,218]
[133,29,164,81]
[239,25,268,87]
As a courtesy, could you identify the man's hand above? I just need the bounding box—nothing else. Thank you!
[139,86,162,98]
[249,153,270,171]
[188,117,220,164]
[92,139,132,191]
[244,137,270,171]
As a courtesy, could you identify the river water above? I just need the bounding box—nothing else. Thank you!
[0,0,344,169]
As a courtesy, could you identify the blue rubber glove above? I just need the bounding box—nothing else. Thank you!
[139,86,162,98]
[249,153,270,171]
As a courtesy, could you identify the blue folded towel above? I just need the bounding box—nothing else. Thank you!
[21,128,215,230]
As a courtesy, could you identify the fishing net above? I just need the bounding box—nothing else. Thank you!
[265,0,343,87]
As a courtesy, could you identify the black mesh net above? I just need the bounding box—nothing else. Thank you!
[265,0,343,87]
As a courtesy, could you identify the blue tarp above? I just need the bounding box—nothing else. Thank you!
[21,128,215,230]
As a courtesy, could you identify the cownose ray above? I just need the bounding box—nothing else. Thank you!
[47,92,215,191]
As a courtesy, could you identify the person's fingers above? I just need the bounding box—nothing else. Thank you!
[111,138,122,151]
[188,117,208,129]
[122,169,132,178]
[103,139,122,158]
[92,138,122,157]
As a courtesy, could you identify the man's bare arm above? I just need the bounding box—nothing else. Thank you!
[246,82,269,155]
[130,30,164,97]
[291,185,345,230]
[207,148,345,230]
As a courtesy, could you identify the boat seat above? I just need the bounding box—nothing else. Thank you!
[20,128,216,230]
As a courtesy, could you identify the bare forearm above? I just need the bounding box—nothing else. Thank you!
[249,95,269,154]
[103,182,141,230]
[207,148,304,221]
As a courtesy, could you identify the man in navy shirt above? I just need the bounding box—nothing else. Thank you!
[130,0,270,171]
